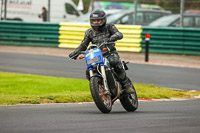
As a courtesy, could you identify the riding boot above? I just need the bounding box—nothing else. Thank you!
[121,77,134,94]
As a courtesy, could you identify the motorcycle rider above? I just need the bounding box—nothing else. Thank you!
[69,9,133,94]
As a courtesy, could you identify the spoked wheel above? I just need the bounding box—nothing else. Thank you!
[90,77,112,113]
[120,84,138,112]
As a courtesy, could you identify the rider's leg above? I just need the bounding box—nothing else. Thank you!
[108,53,134,93]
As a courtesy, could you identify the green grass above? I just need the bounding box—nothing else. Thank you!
[0,72,200,105]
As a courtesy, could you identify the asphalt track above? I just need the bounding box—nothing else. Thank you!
[1,100,200,133]
[0,52,200,90]
[0,52,200,133]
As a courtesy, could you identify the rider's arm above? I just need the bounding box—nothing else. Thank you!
[108,24,123,42]
[69,29,91,59]
[79,29,92,51]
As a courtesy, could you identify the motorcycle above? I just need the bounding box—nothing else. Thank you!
[72,42,138,113]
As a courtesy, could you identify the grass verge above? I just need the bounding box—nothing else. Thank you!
[0,72,200,105]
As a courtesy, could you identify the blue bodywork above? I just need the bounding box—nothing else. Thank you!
[84,48,104,70]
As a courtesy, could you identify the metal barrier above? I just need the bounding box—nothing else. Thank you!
[0,21,199,55]
[142,27,200,55]
[59,22,142,52]
[0,21,59,47]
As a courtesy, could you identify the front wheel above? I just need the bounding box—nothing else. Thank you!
[90,77,112,113]
[120,84,138,112]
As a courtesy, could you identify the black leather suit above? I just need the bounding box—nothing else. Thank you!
[75,24,131,86]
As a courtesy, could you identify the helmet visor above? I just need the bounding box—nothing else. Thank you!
[90,19,103,26]
[90,16,106,27]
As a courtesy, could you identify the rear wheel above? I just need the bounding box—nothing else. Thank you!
[120,84,138,112]
[90,77,112,113]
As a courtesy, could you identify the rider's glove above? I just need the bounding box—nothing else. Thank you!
[108,35,117,42]
[109,32,123,42]
[69,47,81,60]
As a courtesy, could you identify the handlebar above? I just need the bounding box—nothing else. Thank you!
[77,42,115,60]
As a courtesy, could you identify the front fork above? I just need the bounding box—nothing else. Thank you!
[89,65,109,94]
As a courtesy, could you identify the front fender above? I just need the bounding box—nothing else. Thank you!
[91,74,102,79]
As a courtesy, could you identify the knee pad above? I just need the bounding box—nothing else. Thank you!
[115,62,125,72]
[109,53,120,67]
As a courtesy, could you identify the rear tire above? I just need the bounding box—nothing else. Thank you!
[120,84,138,112]
[90,77,112,113]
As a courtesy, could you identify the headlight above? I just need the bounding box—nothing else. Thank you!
[87,57,99,65]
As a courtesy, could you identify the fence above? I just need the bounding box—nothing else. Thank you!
[0,21,200,55]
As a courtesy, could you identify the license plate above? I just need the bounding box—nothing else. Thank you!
[87,57,99,65]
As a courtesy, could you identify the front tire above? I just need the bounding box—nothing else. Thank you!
[90,77,112,113]
[120,84,138,112]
